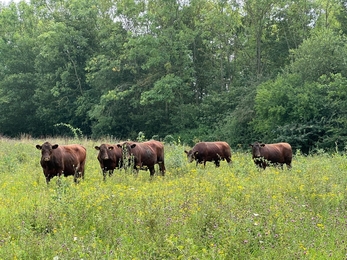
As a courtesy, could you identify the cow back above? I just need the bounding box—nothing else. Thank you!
[193,142,231,160]
[119,141,155,167]
[268,143,292,163]
[187,141,232,165]
[250,142,292,167]
[118,141,166,175]
[143,140,165,162]
[134,142,157,166]
[59,144,86,176]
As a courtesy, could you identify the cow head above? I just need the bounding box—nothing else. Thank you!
[95,144,114,160]
[36,142,59,161]
[249,142,265,158]
[184,149,198,163]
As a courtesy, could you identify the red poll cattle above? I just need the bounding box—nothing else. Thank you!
[95,143,123,181]
[250,142,292,169]
[117,140,165,176]
[184,141,232,167]
[36,142,86,183]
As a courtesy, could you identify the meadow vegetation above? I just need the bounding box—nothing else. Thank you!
[0,137,347,259]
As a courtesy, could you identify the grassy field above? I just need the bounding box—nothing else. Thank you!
[0,137,347,259]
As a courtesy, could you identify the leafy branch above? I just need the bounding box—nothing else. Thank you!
[54,123,83,139]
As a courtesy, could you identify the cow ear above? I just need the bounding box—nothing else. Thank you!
[52,144,59,149]
[249,144,253,147]
[36,145,42,150]
[184,150,188,154]
[108,146,114,150]
[95,146,100,150]
[131,144,136,148]
[116,144,121,148]
[261,143,265,147]
[194,151,199,155]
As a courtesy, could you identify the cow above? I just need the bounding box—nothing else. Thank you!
[95,143,123,181]
[36,142,86,184]
[184,141,232,167]
[249,142,292,169]
[117,140,166,176]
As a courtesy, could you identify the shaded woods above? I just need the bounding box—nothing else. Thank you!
[2,0,347,152]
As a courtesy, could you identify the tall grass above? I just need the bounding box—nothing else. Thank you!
[0,137,346,259]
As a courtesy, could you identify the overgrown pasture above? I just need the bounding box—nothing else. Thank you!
[0,137,347,259]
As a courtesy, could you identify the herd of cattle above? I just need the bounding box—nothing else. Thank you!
[35,140,293,184]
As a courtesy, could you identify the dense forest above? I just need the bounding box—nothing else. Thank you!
[1,0,347,153]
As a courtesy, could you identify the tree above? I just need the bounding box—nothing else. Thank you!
[0,2,39,136]
[336,0,347,34]
[252,29,347,152]
[33,0,100,135]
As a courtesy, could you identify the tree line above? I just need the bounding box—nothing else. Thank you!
[1,0,347,153]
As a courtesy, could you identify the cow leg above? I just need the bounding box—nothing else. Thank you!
[133,166,140,176]
[78,170,84,181]
[149,166,155,176]
[73,173,78,183]
[158,162,166,176]
[262,162,267,170]
[73,165,84,184]
[57,171,63,185]
[73,166,79,183]
[80,162,85,180]
[102,169,107,181]
[226,157,232,165]
[215,160,220,167]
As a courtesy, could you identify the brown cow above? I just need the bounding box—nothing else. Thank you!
[36,142,86,183]
[249,142,292,169]
[117,140,166,176]
[95,143,123,181]
[184,141,232,167]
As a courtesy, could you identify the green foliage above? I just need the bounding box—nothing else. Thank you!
[336,0,347,35]
[289,28,347,81]
[2,0,347,152]
[163,134,175,144]
[140,74,183,105]
[136,131,146,142]
[252,29,347,152]
[54,123,83,139]
[0,2,38,136]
